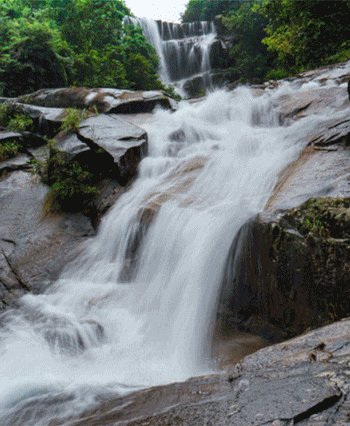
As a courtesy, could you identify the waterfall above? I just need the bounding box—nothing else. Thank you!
[124,16,217,93]
[0,86,314,425]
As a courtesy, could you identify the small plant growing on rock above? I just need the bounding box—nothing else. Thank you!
[0,141,22,162]
[0,104,34,132]
[60,108,88,132]
[31,141,97,215]
[7,114,34,132]
[0,104,10,127]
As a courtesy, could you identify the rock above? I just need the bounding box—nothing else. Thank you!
[0,153,32,177]
[0,130,22,144]
[76,114,148,184]
[0,100,65,138]
[220,197,350,341]
[15,87,175,114]
[0,171,94,309]
[275,87,349,125]
[52,318,350,425]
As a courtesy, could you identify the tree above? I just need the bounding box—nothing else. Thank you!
[0,3,73,96]
[181,0,243,23]
[223,1,276,82]
[259,0,350,68]
[0,0,164,95]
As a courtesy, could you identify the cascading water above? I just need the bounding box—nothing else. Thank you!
[0,86,316,425]
[124,16,217,94]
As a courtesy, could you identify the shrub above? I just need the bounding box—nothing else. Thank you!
[7,114,34,132]
[31,142,97,214]
[0,104,10,127]
[0,141,22,161]
[60,108,88,132]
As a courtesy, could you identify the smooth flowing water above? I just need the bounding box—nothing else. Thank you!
[124,17,216,90]
[0,87,311,425]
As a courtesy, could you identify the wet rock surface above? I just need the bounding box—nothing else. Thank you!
[52,319,350,426]
[0,90,168,308]
[2,65,350,425]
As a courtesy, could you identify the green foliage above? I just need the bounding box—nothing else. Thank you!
[0,104,10,127]
[164,85,182,102]
[0,140,22,161]
[0,0,163,96]
[0,2,74,97]
[7,114,33,132]
[265,68,290,81]
[60,107,88,132]
[32,142,97,213]
[0,103,33,131]
[259,0,350,69]
[181,0,243,23]
[223,1,276,82]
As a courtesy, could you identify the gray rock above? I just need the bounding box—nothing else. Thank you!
[77,114,148,184]
[0,130,22,143]
[14,87,175,114]
[0,153,32,177]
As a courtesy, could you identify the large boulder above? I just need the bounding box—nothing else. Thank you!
[76,114,148,184]
[15,88,176,114]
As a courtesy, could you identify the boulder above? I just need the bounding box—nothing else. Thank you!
[15,88,176,114]
[0,153,32,177]
[0,100,65,138]
[76,114,148,184]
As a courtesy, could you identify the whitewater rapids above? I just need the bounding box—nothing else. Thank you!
[0,87,314,425]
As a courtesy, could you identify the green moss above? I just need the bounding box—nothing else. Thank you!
[287,197,350,239]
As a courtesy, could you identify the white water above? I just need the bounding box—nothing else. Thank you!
[0,87,310,425]
[124,17,216,89]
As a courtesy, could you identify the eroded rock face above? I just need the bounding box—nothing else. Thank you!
[0,172,94,310]
[77,114,148,184]
[220,197,350,342]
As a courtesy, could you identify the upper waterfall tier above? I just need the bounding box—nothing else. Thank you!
[124,17,219,92]
[156,20,215,41]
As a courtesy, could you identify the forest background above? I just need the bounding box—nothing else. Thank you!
[1,0,350,98]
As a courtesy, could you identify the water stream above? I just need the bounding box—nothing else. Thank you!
[124,17,216,92]
[0,87,313,425]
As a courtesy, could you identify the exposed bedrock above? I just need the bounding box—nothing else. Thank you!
[219,198,350,343]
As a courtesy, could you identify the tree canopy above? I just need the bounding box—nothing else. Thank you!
[0,0,163,97]
[181,0,244,23]
[259,0,350,69]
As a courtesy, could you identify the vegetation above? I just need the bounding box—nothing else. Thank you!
[222,1,276,82]
[181,0,350,83]
[0,103,35,162]
[0,140,22,161]
[31,142,97,214]
[59,108,88,132]
[0,0,163,97]
[181,0,244,23]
